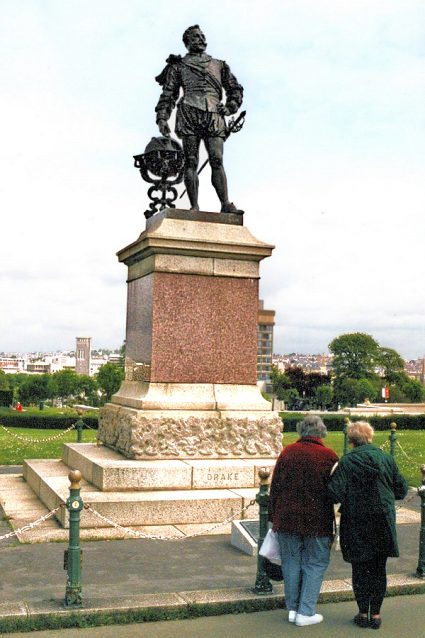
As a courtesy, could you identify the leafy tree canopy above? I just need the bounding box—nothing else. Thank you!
[378,347,406,383]
[96,362,124,402]
[18,374,50,404]
[329,332,381,380]
[315,384,333,410]
[0,370,10,391]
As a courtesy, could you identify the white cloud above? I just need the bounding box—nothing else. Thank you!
[0,0,424,358]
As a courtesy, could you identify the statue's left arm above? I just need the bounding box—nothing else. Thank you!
[219,61,243,116]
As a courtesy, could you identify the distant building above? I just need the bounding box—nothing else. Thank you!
[26,362,51,374]
[90,356,108,376]
[0,357,25,374]
[75,337,92,376]
[257,300,275,393]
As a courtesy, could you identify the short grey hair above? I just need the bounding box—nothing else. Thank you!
[348,421,374,446]
[296,415,327,438]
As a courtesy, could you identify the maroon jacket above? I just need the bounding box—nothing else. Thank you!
[269,436,339,537]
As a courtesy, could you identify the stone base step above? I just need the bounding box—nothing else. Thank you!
[62,443,276,492]
[23,459,259,529]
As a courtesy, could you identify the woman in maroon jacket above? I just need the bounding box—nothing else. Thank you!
[268,415,338,627]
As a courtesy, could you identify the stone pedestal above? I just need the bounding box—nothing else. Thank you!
[98,208,282,460]
[23,209,282,534]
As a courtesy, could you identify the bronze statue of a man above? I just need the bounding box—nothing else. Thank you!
[155,25,244,214]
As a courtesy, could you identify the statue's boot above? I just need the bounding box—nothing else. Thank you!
[221,201,244,215]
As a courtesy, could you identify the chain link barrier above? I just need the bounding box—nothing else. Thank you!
[379,434,424,474]
[395,490,418,511]
[0,423,83,443]
[0,504,64,542]
[0,423,422,546]
[83,499,256,541]
[81,422,97,431]
[0,500,256,544]
[0,423,77,443]
[395,439,424,467]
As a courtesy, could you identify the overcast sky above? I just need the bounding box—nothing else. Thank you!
[1,0,424,359]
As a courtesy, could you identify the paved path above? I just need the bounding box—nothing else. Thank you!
[3,595,425,638]
[0,523,421,602]
[0,469,423,633]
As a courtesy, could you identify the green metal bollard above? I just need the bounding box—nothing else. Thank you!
[343,417,350,456]
[75,419,85,443]
[75,410,85,443]
[253,467,273,595]
[389,422,397,458]
[416,464,425,579]
[64,470,83,607]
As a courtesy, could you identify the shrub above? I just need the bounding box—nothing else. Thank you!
[280,412,425,432]
[0,409,98,430]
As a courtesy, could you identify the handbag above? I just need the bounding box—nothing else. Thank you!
[264,558,283,581]
[259,529,281,563]
[259,529,283,582]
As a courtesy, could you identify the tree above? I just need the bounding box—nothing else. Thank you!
[96,362,124,402]
[333,378,360,408]
[272,365,331,398]
[378,347,405,384]
[386,384,409,403]
[399,377,425,402]
[0,370,9,391]
[356,378,379,403]
[75,375,99,406]
[329,333,381,379]
[6,373,29,399]
[281,387,300,410]
[270,366,292,401]
[315,384,333,410]
[18,374,50,405]
[49,370,79,405]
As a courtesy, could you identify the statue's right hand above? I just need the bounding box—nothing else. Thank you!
[157,119,171,137]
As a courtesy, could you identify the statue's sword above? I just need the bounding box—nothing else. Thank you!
[179,110,246,200]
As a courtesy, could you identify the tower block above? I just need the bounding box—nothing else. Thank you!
[98,209,282,460]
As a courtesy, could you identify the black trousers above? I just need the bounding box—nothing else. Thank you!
[351,555,388,615]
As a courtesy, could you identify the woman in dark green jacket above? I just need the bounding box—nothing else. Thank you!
[328,421,408,630]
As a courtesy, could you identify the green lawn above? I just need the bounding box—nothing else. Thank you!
[282,430,425,487]
[0,425,98,465]
[0,426,423,487]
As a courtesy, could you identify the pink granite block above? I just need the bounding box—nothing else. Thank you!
[126,275,154,365]
[150,272,258,384]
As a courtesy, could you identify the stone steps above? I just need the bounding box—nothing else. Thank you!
[22,448,274,530]
[62,443,275,491]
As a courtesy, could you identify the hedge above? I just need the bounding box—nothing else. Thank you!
[0,412,98,430]
[280,412,425,432]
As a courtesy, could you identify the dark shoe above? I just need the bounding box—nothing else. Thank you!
[369,617,382,630]
[221,201,244,215]
[353,614,369,628]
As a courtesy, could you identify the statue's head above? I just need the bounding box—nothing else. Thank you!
[182,25,207,53]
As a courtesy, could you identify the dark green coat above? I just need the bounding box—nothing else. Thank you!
[328,444,408,562]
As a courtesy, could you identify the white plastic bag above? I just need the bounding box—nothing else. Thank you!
[259,529,281,564]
